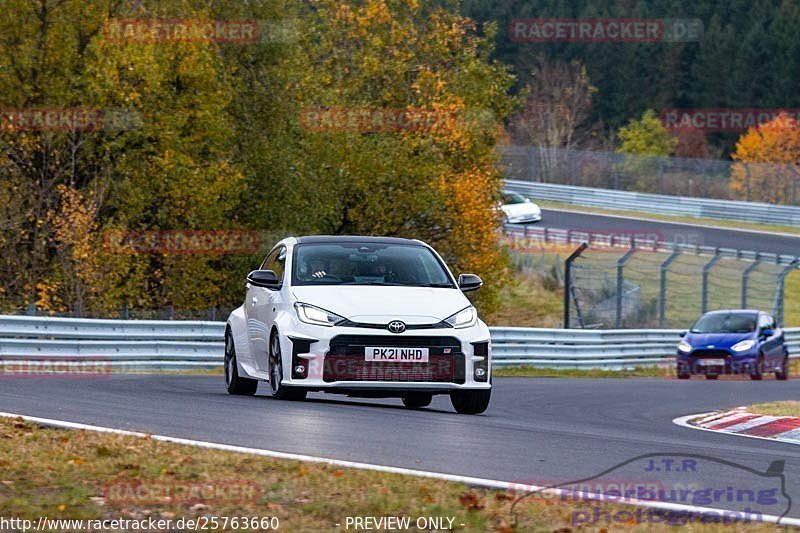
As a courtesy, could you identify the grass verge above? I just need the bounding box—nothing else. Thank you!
[744,401,800,417]
[493,365,667,378]
[0,417,783,531]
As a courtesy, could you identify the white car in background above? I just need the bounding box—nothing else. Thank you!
[224,235,492,414]
[500,193,542,224]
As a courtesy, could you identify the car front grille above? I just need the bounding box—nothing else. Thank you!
[691,349,730,358]
[323,335,465,383]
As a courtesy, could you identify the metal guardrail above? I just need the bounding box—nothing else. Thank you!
[0,315,797,371]
[504,179,800,227]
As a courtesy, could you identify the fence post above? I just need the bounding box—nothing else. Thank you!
[616,246,637,328]
[659,247,682,328]
[530,146,537,182]
[773,259,798,326]
[564,242,589,329]
[741,253,763,308]
[744,164,751,202]
[701,250,721,314]
[658,158,665,195]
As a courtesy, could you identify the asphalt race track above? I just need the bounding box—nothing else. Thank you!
[2,375,800,520]
[535,209,800,256]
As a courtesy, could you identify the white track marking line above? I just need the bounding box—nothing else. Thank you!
[1,411,799,527]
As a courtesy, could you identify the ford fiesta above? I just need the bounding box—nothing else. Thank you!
[224,236,492,414]
[676,309,789,380]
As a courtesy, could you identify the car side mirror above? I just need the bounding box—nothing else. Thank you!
[458,273,483,292]
[761,329,774,338]
[679,331,686,338]
[247,269,280,289]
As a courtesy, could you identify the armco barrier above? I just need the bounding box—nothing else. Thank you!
[504,179,800,226]
[0,315,797,371]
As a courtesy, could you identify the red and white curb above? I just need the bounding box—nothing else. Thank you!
[674,408,800,445]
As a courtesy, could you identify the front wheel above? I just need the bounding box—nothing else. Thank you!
[269,331,307,401]
[225,330,258,395]
[750,354,764,381]
[450,389,491,414]
[402,393,432,409]
[776,355,789,381]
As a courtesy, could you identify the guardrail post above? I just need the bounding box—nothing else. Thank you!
[564,242,589,329]
[616,246,637,328]
[658,247,682,328]
[701,250,721,314]
[773,258,798,326]
[741,253,763,308]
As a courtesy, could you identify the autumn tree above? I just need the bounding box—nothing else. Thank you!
[731,113,800,204]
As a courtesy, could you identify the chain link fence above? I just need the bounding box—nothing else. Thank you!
[505,226,799,329]
[500,145,800,205]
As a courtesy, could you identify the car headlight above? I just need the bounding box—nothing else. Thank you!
[731,339,756,352]
[445,306,477,329]
[677,341,692,353]
[294,303,345,327]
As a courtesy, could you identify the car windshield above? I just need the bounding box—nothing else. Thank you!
[292,242,456,287]
[690,313,757,334]
[502,193,527,205]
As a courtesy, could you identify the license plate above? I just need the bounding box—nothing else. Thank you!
[365,347,429,362]
[697,358,725,366]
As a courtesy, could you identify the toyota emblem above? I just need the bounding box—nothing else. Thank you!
[387,320,406,334]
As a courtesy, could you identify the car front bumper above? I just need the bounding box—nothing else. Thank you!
[277,320,492,392]
[676,350,759,374]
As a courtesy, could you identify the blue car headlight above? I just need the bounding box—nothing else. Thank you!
[731,339,756,352]
[677,341,692,353]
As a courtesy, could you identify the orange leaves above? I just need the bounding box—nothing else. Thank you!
[731,112,800,204]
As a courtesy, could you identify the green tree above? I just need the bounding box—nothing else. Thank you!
[618,109,676,156]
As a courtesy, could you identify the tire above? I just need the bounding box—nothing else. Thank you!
[269,330,307,401]
[450,389,491,415]
[750,354,764,381]
[705,374,718,380]
[402,393,432,409]
[776,355,789,381]
[224,330,258,396]
[676,362,691,380]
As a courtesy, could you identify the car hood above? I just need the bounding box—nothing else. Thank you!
[291,285,470,325]
[685,332,754,348]
[501,202,540,216]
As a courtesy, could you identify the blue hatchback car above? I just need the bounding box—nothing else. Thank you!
[676,310,789,380]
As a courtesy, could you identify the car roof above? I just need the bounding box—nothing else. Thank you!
[293,235,424,246]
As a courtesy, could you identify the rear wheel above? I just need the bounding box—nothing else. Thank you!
[776,355,789,381]
[269,331,307,401]
[402,393,432,409]
[450,389,491,415]
[224,330,258,395]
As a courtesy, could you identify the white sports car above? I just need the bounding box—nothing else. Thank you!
[500,193,542,223]
[225,235,492,414]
